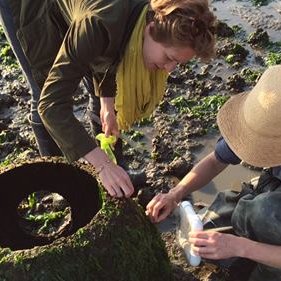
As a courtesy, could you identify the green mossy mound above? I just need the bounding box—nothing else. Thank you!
[0,158,172,281]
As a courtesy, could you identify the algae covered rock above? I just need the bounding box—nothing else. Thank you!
[0,158,172,281]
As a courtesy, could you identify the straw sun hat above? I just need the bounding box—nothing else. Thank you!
[217,65,281,168]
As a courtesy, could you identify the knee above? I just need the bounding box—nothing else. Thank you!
[233,192,281,244]
[252,192,281,223]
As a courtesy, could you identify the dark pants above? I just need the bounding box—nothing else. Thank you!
[202,170,281,281]
[0,0,100,158]
[0,0,62,156]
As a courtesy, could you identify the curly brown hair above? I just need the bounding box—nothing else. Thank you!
[148,0,216,61]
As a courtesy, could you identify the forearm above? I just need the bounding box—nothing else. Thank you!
[100,97,115,112]
[84,146,112,170]
[170,152,228,203]
[238,236,281,268]
[39,102,97,161]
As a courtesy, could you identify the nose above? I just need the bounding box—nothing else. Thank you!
[164,61,177,72]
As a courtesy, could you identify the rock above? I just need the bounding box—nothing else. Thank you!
[217,42,249,63]
[0,93,16,109]
[216,21,235,38]
[0,157,172,281]
[137,187,156,208]
[166,157,192,179]
[200,65,213,76]
[247,28,269,48]
[226,74,246,92]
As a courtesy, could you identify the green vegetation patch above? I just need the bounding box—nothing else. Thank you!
[0,130,16,144]
[0,197,172,281]
[0,25,17,66]
[240,68,263,83]
[251,0,269,6]
[170,95,229,130]
[265,52,281,66]
[136,117,153,126]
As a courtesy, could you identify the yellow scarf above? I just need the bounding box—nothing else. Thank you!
[115,5,168,131]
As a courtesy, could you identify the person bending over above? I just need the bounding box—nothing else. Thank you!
[0,0,216,197]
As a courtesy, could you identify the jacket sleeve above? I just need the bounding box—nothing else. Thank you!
[93,71,117,98]
[38,16,113,162]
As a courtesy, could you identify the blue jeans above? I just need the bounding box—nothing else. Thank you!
[0,0,104,158]
[0,0,61,156]
[0,0,42,123]
[0,2,121,162]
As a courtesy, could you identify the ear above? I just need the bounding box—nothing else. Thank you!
[146,21,155,30]
[149,21,155,28]
[145,21,155,33]
[144,21,154,36]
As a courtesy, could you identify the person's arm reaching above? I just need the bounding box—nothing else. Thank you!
[146,152,228,222]
[100,97,119,138]
[84,147,133,198]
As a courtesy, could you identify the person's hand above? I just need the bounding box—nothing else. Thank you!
[189,231,241,260]
[146,192,178,223]
[100,97,119,138]
[98,161,134,197]
[84,147,133,197]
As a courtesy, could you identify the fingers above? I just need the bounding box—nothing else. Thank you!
[101,111,119,138]
[105,185,121,197]
[146,195,162,222]
[189,237,210,247]
[157,208,173,222]
[189,231,219,248]
[192,245,216,257]
[189,231,210,239]
[104,126,119,139]
[188,235,217,258]
[146,193,175,223]
[146,202,161,223]
[188,232,234,260]
[99,164,134,198]
[118,170,134,198]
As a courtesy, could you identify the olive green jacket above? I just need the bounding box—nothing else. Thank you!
[8,0,147,161]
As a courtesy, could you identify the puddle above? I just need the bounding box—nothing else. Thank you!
[135,126,260,205]
[192,133,260,205]
[157,133,260,233]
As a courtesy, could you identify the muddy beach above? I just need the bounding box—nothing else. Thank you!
[0,0,281,280]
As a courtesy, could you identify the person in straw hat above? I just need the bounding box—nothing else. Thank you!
[146,65,281,280]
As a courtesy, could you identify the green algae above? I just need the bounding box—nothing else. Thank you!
[251,0,268,6]
[170,95,229,131]
[0,160,171,281]
[240,68,263,83]
[265,52,281,66]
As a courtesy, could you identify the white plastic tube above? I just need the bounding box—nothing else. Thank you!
[177,201,203,266]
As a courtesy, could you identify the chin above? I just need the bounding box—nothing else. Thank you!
[147,63,157,71]
[143,62,150,69]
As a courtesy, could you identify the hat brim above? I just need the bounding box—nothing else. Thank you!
[217,92,281,167]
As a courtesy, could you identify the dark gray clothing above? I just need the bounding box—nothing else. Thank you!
[4,0,147,161]
[0,0,62,155]
[202,170,281,281]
